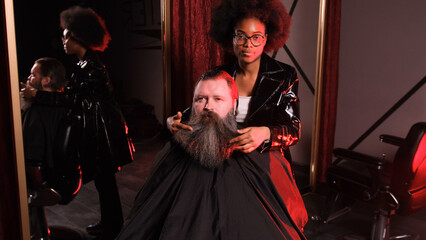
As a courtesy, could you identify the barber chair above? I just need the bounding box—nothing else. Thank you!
[324,122,426,240]
[28,166,83,240]
[28,114,83,240]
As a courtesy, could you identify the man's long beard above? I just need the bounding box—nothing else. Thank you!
[20,81,41,111]
[20,94,33,111]
[174,110,238,169]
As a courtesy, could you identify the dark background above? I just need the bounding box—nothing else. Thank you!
[14,0,126,101]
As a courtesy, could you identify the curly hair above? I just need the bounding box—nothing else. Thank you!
[60,6,111,52]
[209,0,291,53]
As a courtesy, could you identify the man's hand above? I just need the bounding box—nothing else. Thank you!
[166,111,193,134]
[230,126,270,153]
[20,81,37,99]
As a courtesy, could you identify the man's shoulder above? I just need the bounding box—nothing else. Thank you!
[22,105,41,121]
[23,103,67,123]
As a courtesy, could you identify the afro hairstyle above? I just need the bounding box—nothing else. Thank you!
[209,0,291,53]
[60,6,111,52]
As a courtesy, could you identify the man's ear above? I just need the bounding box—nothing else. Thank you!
[233,99,238,115]
[41,76,51,89]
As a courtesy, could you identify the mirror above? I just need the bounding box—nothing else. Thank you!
[11,0,165,238]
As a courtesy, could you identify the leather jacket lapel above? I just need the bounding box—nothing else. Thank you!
[246,54,285,121]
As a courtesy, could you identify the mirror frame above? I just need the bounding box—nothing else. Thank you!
[310,0,327,191]
[3,0,31,238]
[161,0,172,119]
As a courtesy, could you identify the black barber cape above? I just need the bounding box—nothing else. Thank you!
[117,141,307,240]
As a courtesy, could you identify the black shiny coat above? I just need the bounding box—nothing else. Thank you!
[36,50,134,183]
[70,50,133,182]
[216,53,301,153]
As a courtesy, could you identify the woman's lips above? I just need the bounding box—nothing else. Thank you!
[242,51,254,57]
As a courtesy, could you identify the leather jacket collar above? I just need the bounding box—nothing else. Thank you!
[229,53,290,122]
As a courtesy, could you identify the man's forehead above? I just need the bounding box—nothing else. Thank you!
[31,63,40,73]
[195,78,229,92]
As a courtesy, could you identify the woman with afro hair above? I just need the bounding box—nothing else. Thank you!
[22,6,134,240]
[167,0,308,233]
[60,6,134,239]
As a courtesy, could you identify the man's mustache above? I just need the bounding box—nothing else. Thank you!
[174,109,238,168]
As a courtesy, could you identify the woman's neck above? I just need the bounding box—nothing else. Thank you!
[236,57,261,96]
[76,47,88,60]
[237,57,261,78]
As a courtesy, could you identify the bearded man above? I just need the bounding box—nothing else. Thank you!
[22,58,82,239]
[117,69,307,240]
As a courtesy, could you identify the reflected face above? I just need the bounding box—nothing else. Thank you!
[193,79,236,119]
[233,17,267,64]
[27,63,43,90]
[62,29,78,55]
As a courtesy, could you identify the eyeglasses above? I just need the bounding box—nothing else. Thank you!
[61,29,72,44]
[233,33,266,47]
[61,35,70,44]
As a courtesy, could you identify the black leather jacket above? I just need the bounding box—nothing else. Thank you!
[216,53,301,153]
[36,50,134,183]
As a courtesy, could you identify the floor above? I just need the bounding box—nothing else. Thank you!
[45,136,426,240]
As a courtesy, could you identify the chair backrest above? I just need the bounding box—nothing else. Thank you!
[391,122,426,215]
[49,113,82,205]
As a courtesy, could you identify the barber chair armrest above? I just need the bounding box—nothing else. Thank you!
[333,148,387,170]
[379,134,404,146]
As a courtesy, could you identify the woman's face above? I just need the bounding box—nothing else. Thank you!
[233,18,267,65]
[62,29,79,55]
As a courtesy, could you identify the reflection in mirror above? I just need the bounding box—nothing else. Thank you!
[14,0,164,238]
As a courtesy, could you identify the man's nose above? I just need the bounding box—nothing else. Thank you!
[204,101,214,111]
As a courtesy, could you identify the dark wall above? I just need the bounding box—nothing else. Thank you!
[13,0,126,100]
[14,0,75,80]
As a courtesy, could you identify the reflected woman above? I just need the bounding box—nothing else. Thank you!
[59,6,134,239]
[21,6,134,239]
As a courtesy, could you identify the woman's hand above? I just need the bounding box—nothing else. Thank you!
[230,126,270,153]
[166,111,193,134]
[20,81,37,99]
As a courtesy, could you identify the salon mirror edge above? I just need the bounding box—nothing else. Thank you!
[4,0,31,238]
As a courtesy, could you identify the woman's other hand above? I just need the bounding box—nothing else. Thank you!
[166,111,193,134]
[230,126,270,153]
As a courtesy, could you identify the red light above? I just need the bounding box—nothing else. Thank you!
[412,133,426,173]
[72,169,82,195]
[268,151,308,231]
